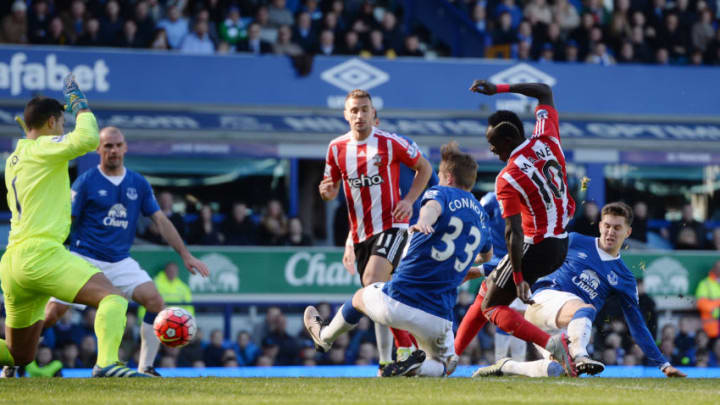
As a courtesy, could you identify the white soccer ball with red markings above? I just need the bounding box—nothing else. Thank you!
[153,307,196,348]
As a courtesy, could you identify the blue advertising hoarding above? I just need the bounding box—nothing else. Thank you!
[0,45,718,116]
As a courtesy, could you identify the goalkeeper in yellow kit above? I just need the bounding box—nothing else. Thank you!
[0,74,147,377]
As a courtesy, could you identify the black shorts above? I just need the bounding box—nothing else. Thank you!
[488,236,569,291]
[354,227,408,286]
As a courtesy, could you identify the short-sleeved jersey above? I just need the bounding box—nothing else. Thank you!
[384,186,491,321]
[533,233,668,367]
[324,127,421,244]
[480,192,506,258]
[397,135,439,226]
[4,113,99,248]
[70,167,160,262]
[495,105,575,244]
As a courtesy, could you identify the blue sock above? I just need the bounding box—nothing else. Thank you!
[144,311,158,325]
[341,299,363,324]
[572,307,596,322]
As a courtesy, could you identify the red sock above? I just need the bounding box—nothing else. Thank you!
[483,305,550,348]
[455,292,489,355]
[408,333,418,348]
[390,328,414,348]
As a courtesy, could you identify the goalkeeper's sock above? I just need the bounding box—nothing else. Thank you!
[319,301,361,345]
[95,294,128,368]
[501,359,558,377]
[376,324,393,364]
[138,312,160,371]
[417,358,445,377]
[567,307,596,359]
[455,290,488,355]
[0,339,15,366]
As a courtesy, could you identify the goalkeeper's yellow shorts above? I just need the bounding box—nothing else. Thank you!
[0,239,99,329]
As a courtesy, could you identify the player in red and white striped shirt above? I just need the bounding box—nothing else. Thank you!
[318,89,432,372]
[456,81,576,376]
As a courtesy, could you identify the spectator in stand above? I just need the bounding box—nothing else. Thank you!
[711,228,720,250]
[188,204,224,245]
[99,0,124,46]
[670,203,706,248]
[303,0,323,22]
[542,23,564,59]
[26,346,63,377]
[339,30,363,55]
[195,8,219,45]
[28,0,50,44]
[273,24,304,56]
[659,13,690,62]
[157,191,186,239]
[516,20,534,52]
[471,2,488,38]
[674,0,694,30]
[571,12,595,60]
[584,0,609,25]
[564,39,579,61]
[223,202,258,245]
[293,11,317,53]
[495,0,523,28]
[315,29,338,55]
[157,3,189,49]
[268,0,294,28]
[204,329,226,367]
[690,48,704,65]
[517,40,532,60]
[77,18,103,47]
[237,22,273,54]
[180,19,215,54]
[631,25,653,63]
[254,6,278,44]
[178,329,205,367]
[115,20,145,48]
[586,42,616,64]
[1,1,28,44]
[320,11,343,39]
[691,9,715,54]
[492,11,517,46]
[570,201,601,236]
[362,28,395,57]
[61,0,86,44]
[285,217,312,246]
[399,34,424,57]
[260,199,288,245]
[150,28,171,50]
[220,5,247,49]
[60,343,83,369]
[134,1,156,47]
[234,331,260,366]
[538,42,555,62]
[606,12,631,53]
[674,317,697,364]
[630,201,649,243]
[381,11,404,53]
[79,335,97,368]
[696,260,720,340]
[262,309,299,365]
[524,0,552,26]
[47,16,71,45]
[637,279,658,339]
[553,0,580,33]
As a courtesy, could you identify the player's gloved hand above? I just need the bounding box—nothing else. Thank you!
[183,254,210,278]
[393,199,413,221]
[662,365,687,378]
[515,280,535,305]
[469,80,497,95]
[63,74,89,118]
[343,242,356,275]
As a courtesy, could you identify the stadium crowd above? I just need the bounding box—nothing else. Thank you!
[1,0,719,64]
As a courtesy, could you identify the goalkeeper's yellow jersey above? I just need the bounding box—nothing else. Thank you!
[5,112,99,248]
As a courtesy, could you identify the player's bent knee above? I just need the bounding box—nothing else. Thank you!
[144,295,165,314]
[351,289,366,313]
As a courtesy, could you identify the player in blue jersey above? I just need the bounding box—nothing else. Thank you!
[42,127,210,376]
[340,115,439,367]
[305,142,493,377]
[473,202,686,378]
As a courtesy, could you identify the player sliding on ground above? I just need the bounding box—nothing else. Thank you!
[306,142,492,377]
[457,79,576,376]
[473,202,686,378]
[0,75,145,377]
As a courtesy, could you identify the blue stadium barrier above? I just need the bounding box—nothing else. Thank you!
[60,365,719,378]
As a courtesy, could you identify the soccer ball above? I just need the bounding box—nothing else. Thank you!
[153,307,196,348]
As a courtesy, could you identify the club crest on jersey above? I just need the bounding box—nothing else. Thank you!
[126,187,138,200]
[572,269,600,299]
[348,173,383,188]
[98,189,108,197]
[536,109,549,119]
[372,154,383,166]
[607,271,619,286]
[103,203,129,229]
[577,252,588,259]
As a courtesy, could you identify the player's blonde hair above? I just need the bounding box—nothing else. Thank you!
[439,141,478,190]
[601,202,634,225]
[345,89,372,102]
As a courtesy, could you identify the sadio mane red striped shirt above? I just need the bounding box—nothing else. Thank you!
[495,105,576,244]
[324,127,420,244]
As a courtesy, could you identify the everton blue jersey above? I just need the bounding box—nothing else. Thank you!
[384,186,491,321]
[533,233,668,367]
[70,167,160,262]
[479,192,505,276]
[397,135,439,225]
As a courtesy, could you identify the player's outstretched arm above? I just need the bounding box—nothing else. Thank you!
[342,231,356,275]
[409,200,442,235]
[470,80,554,108]
[151,211,210,277]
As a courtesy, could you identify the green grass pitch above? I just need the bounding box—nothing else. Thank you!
[1,378,718,405]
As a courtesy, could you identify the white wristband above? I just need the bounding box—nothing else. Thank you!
[660,362,671,371]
